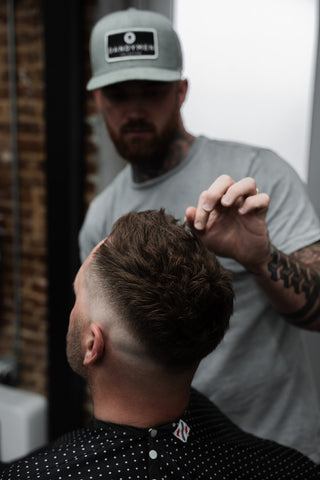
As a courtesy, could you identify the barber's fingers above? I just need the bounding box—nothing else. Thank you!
[191,175,235,230]
[220,177,258,207]
[185,192,270,227]
[238,192,270,215]
[185,206,197,225]
[189,176,263,230]
[185,175,270,230]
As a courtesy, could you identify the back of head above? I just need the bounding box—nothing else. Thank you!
[89,210,233,372]
[87,8,183,90]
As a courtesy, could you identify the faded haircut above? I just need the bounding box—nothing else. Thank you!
[89,209,234,372]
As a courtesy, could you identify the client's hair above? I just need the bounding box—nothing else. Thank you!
[89,209,233,371]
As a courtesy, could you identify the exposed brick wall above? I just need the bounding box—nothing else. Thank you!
[0,0,48,397]
[0,0,98,410]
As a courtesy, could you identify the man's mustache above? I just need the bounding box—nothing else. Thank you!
[121,120,156,134]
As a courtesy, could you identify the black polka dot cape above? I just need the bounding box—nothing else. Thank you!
[1,389,319,479]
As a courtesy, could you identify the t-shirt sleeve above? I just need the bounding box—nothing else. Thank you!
[250,149,320,254]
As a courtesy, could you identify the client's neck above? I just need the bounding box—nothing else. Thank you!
[89,366,194,428]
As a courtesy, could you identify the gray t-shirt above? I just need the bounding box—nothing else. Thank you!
[79,136,320,461]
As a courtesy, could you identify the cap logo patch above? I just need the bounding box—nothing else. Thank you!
[105,28,158,63]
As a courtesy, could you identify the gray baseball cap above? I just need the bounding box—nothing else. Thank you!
[87,8,183,91]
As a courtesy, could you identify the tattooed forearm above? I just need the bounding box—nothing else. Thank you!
[267,245,320,326]
[291,241,320,267]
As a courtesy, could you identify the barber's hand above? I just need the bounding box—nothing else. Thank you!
[185,175,271,271]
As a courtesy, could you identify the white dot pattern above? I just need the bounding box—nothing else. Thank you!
[1,390,319,479]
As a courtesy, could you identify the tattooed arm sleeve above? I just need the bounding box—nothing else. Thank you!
[253,241,320,331]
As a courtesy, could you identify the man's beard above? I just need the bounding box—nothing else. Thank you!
[66,323,87,379]
[106,109,180,165]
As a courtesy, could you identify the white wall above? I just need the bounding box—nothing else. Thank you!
[174,0,318,182]
[174,0,320,401]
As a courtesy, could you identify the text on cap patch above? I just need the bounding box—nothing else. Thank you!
[105,28,159,62]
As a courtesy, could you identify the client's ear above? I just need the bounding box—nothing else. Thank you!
[83,323,105,366]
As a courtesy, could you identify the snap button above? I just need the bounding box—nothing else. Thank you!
[149,428,158,438]
[149,449,158,460]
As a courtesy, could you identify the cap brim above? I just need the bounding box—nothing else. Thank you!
[86,67,181,90]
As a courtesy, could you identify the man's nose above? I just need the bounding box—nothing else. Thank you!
[124,94,146,118]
